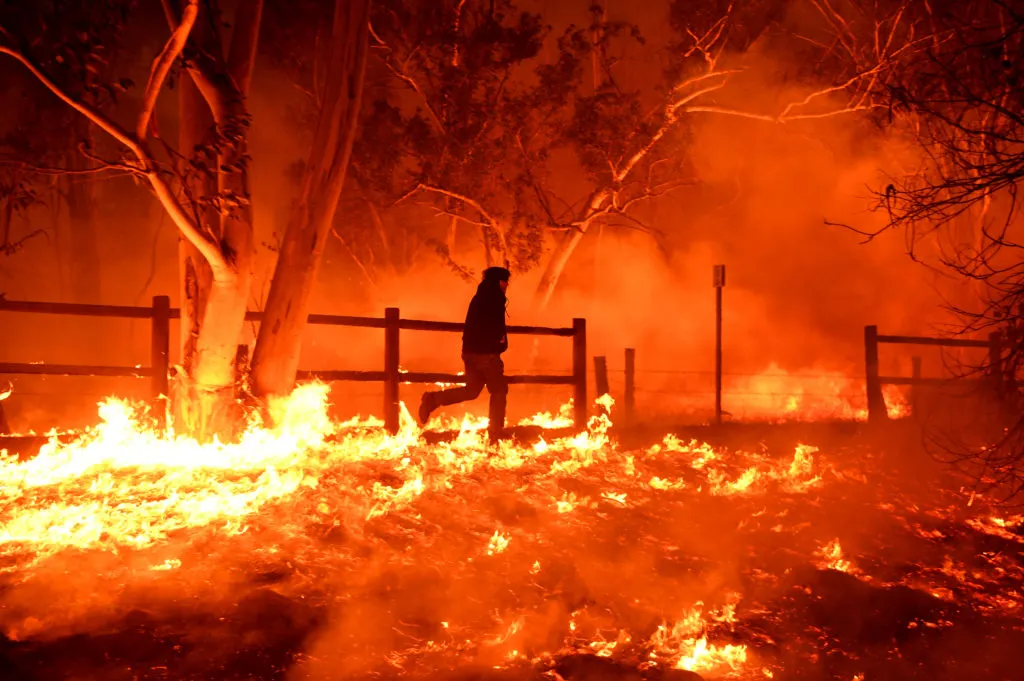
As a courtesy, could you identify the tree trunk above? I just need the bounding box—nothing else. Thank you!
[250,0,371,399]
[0,1,258,439]
[173,275,250,437]
[482,224,495,268]
[168,3,259,440]
[532,187,611,309]
[533,227,586,309]
[482,221,510,269]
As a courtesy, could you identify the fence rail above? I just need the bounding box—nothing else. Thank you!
[864,324,1001,422]
[876,333,992,349]
[0,296,587,433]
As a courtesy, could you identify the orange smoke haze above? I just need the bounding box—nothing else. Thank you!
[0,1,956,432]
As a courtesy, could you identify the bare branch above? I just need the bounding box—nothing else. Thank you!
[398,183,499,228]
[160,0,235,121]
[0,45,229,276]
[0,159,135,176]
[331,226,378,290]
[681,106,778,122]
[226,0,264,96]
[369,21,446,133]
[452,0,468,67]
[138,0,199,141]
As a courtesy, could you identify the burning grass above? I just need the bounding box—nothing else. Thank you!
[0,384,1021,681]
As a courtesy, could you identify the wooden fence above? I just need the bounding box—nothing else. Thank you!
[592,349,636,425]
[864,325,1001,422]
[0,296,588,433]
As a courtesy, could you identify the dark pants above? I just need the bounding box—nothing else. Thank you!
[430,353,508,438]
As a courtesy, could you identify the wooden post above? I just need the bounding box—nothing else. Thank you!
[384,307,401,434]
[624,347,636,427]
[864,325,887,423]
[911,355,921,416]
[593,355,609,417]
[150,296,171,421]
[573,318,587,429]
[989,331,1003,399]
[593,356,609,397]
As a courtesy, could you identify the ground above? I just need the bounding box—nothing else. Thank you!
[0,393,1021,681]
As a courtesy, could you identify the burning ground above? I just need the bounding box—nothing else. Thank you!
[0,385,1021,681]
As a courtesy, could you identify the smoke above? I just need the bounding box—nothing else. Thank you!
[0,0,955,433]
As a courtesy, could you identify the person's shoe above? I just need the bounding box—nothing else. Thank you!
[418,393,435,427]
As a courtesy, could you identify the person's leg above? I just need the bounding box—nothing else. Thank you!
[482,355,509,441]
[418,356,485,425]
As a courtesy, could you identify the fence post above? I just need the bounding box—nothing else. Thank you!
[593,355,609,417]
[384,307,401,434]
[573,318,587,429]
[864,325,887,423]
[150,296,171,425]
[593,356,609,396]
[989,331,1003,399]
[624,348,636,427]
[911,356,921,416]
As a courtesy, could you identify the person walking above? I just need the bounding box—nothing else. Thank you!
[418,266,510,441]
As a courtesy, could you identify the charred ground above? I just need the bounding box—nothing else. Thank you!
[0,405,1020,681]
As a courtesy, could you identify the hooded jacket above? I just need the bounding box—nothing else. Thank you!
[462,278,508,355]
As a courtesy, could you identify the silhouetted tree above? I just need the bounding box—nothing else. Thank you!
[0,0,135,298]
[844,0,1024,499]
[531,0,910,308]
[355,0,552,277]
[0,0,374,431]
[250,0,371,399]
[355,1,914,308]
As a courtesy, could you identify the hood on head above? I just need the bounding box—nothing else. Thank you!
[477,266,510,297]
[482,266,511,283]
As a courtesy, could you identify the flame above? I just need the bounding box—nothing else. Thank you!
[649,600,748,676]
[816,539,857,574]
[486,530,511,555]
[0,380,1013,678]
[660,364,911,422]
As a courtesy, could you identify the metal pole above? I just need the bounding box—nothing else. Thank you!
[593,356,609,398]
[593,355,609,417]
[715,285,722,426]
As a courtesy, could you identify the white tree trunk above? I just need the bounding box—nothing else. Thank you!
[168,0,260,439]
[533,227,587,310]
[171,70,252,440]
